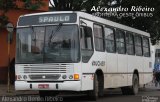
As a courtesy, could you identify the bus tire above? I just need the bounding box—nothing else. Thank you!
[121,74,139,95]
[121,87,130,95]
[98,75,104,97]
[88,74,98,100]
[131,74,139,95]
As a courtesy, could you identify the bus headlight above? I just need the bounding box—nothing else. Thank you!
[17,75,22,80]
[23,75,27,79]
[62,75,67,79]
[69,75,73,79]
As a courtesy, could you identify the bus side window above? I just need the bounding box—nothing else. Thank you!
[104,27,116,53]
[134,35,143,56]
[80,26,94,63]
[143,37,150,57]
[116,29,126,54]
[126,32,134,55]
[93,24,104,52]
[80,26,93,50]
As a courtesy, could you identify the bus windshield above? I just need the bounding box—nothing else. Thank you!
[16,25,80,64]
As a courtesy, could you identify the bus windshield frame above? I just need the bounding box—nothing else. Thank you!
[16,24,80,64]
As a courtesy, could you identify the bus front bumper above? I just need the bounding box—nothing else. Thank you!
[15,81,81,91]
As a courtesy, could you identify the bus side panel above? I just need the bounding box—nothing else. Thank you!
[81,74,94,90]
[143,73,152,85]
[137,56,144,85]
[127,56,144,86]
[127,56,135,86]
[143,57,152,84]
[143,41,152,85]
[117,54,128,87]
[104,53,118,88]
[81,52,107,90]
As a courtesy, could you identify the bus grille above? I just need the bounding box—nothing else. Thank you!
[23,64,74,74]
[29,74,61,80]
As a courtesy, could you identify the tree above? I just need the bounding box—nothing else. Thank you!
[117,0,160,44]
[0,0,16,28]
[0,0,45,29]
[49,0,160,45]
[50,0,102,12]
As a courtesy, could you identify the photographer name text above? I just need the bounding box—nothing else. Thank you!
[91,6,155,12]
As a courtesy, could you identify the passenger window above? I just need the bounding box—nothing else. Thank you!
[104,27,115,53]
[116,29,125,54]
[93,24,104,51]
[135,35,143,56]
[143,37,150,57]
[126,32,134,55]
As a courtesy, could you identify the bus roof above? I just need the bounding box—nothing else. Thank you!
[19,11,150,37]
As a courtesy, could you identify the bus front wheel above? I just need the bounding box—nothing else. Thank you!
[88,74,99,100]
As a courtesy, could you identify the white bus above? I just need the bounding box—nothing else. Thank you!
[15,11,153,100]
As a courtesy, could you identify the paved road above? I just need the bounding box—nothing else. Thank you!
[61,88,160,102]
[1,82,160,102]
[1,87,160,102]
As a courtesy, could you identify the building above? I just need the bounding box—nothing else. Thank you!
[0,1,49,84]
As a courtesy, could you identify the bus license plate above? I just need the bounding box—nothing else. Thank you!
[38,84,49,89]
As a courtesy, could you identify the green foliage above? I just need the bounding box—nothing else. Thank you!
[23,0,45,10]
[0,0,45,29]
[50,0,160,45]
[0,15,8,29]
[51,0,102,11]
[0,0,16,12]
[0,0,14,29]
[115,0,160,45]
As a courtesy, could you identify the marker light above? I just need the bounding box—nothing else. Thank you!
[74,74,79,80]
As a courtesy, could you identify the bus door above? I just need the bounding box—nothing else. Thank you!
[79,19,94,90]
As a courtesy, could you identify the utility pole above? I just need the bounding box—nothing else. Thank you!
[6,23,14,93]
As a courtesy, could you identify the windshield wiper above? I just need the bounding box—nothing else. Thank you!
[48,23,63,45]
[29,26,36,41]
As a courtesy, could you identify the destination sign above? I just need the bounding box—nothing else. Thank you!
[39,15,70,23]
[18,13,77,26]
